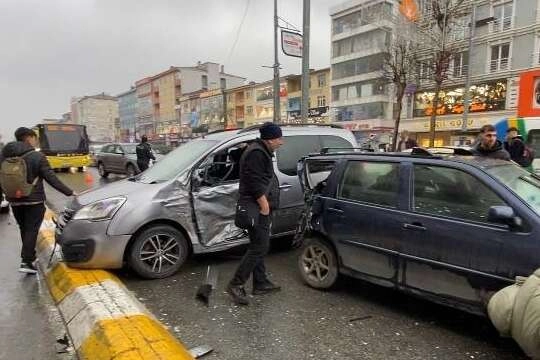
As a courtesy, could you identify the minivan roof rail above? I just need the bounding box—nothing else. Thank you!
[238,123,344,134]
[320,147,367,154]
[313,148,444,160]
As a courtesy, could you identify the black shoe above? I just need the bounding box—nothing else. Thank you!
[19,262,38,274]
[227,284,249,305]
[253,281,281,295]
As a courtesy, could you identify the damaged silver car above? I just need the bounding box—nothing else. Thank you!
[55,125,357,278]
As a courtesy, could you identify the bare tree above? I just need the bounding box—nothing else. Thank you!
[416,0,471,147]
[382,30,419,151]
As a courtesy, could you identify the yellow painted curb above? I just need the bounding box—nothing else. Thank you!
[79,315,193,360]
[46,262,121,304]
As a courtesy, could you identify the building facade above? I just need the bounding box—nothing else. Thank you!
[329,0,396,142]
[402,0,540,146]
[134,62,245,138]
[70,94,119,143]
[285,68,332,124]
[117,88,137,142]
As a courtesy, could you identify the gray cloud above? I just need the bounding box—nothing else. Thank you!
[0,0,341,141]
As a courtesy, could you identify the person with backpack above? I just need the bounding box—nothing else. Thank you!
[135,135,155,173]
[0,127,75,274]
[504,127,535,168]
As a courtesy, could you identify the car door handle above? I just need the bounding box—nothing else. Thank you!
[403,222,427,231]
[328,207,344,215]
[279,184,292,189]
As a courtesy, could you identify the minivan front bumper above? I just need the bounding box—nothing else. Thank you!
[55,215,131,269]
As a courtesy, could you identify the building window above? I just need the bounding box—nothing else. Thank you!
[334,102,386,121]
[332,80,386,102]
[331,53,385,79]
[246,90,252,99]
[450,16,468,41]
[202,75,208,88]
[246,106,253,115]
[490,43,510,72]
[417,60,434,80]
[317,96,326,107]
[452,51,468,78]
[318,74,327,88]
[332,29,389,58]
[220,78,227,89]
[492,2,513,32]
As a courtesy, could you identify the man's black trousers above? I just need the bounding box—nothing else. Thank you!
[230,214,271,287]
[11,203,46,263]
[137,161,149,172]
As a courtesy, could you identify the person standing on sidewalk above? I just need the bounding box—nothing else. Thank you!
[136,135,155,173]
[227,122,284,306]
[0,127,74,274]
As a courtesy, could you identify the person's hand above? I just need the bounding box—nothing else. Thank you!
[259,205,270,216]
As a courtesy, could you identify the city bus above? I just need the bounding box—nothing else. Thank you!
[495,117,540,173]
[34,123,91,171]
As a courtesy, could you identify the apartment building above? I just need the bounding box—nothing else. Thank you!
[70,93,119,143]
[402,0,540,146]
[285,68,331,124]
[134,62,245,138]
[329,0,397,142]
[225,83,257,129]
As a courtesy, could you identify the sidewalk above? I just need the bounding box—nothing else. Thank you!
[0,211,71,360]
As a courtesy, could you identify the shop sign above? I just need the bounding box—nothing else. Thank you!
[518,69,540,117]
[289,106,329,119]
[281,30,303,58]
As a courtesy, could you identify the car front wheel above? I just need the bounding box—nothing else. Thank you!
[98,163,109,178]
[128,225,189,279]
[298,238,339,289]
[126,164,136,177]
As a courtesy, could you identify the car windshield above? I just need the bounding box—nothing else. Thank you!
[137,139,218,184]
[487,165,540,216]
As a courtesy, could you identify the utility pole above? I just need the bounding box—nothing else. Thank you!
[301,0,310,122]
[461,5,476,133]
[273,0,281,123]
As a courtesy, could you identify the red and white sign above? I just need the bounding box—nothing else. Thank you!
[281,30,303,58]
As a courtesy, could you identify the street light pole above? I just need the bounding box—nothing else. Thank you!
[273,0,281,123]
[461,5,476,132]
[301,0,310,123]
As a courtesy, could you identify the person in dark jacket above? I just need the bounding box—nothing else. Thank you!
[397,130,418,151]
[136,135,155,172]
[227,122,284,305]
[471,124,511,160]
[504,127,527,165]
[0,127,74,273]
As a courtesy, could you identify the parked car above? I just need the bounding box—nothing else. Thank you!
[96,143,162,178]
[297,149,540,315]
[56,125,358,278]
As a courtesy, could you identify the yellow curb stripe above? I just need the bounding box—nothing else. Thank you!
[79,315,194,360]
[46,262,121,304]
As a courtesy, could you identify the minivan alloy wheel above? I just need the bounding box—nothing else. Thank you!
[302,244,330,281]
[298,238,338,289]
[139,234,180,273]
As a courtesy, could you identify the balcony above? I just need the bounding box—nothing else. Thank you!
[490,16,513,33]
[490,58,510,73]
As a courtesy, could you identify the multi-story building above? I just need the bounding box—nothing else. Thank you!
[329,0,396,142]
[71,93,119,143]
[200,88,227,132]
[225,83,257,129]
[117,87,137,142]
[135,62,245,138]
[179,89,204,132]
[402,0,540,146]
[285,68,332,124]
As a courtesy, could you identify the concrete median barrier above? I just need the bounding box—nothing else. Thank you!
[37,210,194,360]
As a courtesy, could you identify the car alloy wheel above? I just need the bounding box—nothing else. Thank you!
[126,164,136,177]
[139,234,180,274]
[298,238,338,289]
[98,163,108,178]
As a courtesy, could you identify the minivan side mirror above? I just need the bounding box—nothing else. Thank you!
[488,206,523,229]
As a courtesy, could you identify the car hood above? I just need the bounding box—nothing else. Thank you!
[69,178,159,209]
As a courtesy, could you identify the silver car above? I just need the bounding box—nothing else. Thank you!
[56,126,357,278]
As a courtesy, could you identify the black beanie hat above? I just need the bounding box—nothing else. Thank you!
[259,122,282,140]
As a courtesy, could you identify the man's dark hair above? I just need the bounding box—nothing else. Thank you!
[507,127,519,133]
[14,127,37,141]
[141,135,148,142]
[480,124,496,133]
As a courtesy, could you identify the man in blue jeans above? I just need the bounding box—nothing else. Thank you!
[227,122,284,305]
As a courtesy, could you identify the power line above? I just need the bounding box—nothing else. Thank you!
[224,0,251,67]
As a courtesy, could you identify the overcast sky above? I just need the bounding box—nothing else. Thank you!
[0,0,344,141]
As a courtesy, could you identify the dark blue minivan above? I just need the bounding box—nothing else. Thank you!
[297,151,540,315]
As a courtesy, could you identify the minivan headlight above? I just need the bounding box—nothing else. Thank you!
[73,197,126,221]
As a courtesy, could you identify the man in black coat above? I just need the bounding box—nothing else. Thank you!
[397,130,418,151]
[136,135,155,172]
[504,127,527,166]
[471,124,510,160]
[0,127,74,273]
[227,122,284,305]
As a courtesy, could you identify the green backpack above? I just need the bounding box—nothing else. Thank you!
[0,151,38,199]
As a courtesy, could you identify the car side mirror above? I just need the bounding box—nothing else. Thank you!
[488,206,523,229]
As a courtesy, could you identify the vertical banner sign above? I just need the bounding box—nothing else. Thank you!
[281,30,303,58]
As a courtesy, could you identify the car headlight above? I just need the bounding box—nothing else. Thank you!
[73,197,126,221]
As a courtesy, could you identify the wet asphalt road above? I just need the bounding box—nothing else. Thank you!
[46,168,526,360]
